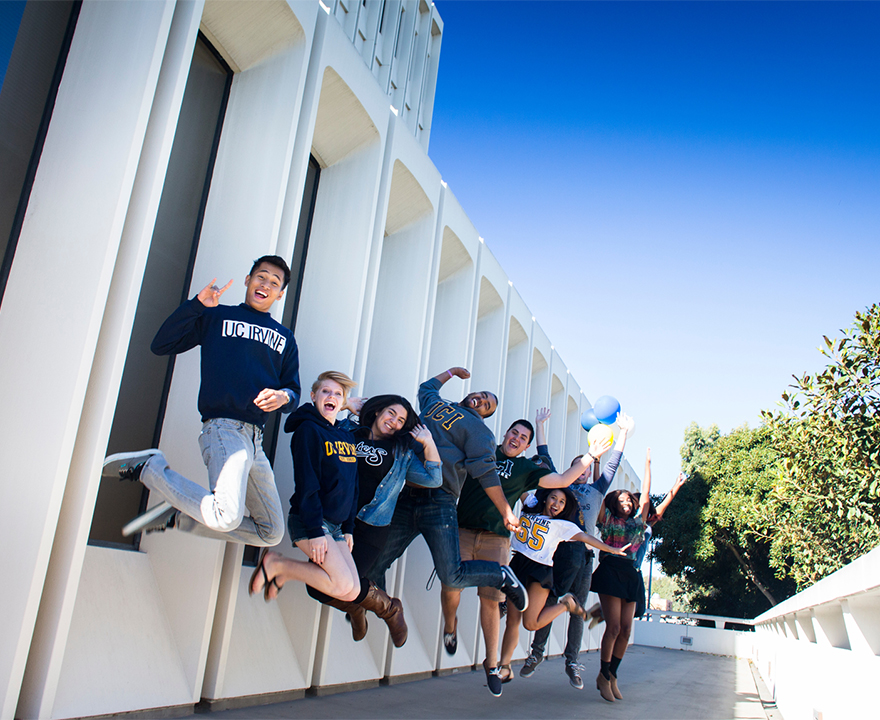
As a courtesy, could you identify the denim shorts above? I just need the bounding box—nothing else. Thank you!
[288,512,346,544]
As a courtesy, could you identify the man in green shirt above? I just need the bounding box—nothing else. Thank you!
[441,413,611,696]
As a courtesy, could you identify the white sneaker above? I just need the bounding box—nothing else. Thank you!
[103,449,163,481]
[122,501,177,537]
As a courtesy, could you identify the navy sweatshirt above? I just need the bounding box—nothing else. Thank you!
[285,403,359,539]
[151,298,300,427]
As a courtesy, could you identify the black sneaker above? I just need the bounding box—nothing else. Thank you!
[103,449,163,482]
[483,660,503,697]
[520,651,543,678]
[499,566,528,612]
[122,501,177,537]
[443,619,457,655]
[498,600,507,618]
[565,661,585,690]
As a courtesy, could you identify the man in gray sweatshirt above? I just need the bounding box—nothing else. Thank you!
[367,366,528,615]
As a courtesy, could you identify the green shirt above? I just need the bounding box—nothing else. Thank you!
[456,447,551,537]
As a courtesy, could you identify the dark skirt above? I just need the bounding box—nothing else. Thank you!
[590,554,641,603]
[510,552,555,591]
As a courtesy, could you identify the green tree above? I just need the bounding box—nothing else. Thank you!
[762,303,880,587]
[644,573,688,612]
[652,423,797,618]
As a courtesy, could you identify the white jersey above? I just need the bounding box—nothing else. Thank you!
[511,513,582,566]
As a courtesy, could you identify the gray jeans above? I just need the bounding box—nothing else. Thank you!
[531,542,592,664]
[141,418,284,546]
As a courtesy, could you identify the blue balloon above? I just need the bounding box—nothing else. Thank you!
[580,408,599,431]
[593,395,621,425]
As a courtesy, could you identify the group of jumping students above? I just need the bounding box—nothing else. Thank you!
[100,255,686,704]
[250,368,678,703]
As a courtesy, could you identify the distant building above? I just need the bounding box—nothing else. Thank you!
[0,2,639,717]
[651,594,673,612]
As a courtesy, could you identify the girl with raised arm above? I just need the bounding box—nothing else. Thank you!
[590,448,653,702]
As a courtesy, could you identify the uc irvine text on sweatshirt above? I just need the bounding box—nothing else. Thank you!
[151,297,300,427]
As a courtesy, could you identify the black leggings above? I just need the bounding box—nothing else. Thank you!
[307,519,391,604]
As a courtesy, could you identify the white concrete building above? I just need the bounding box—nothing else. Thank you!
[0,2,640,718]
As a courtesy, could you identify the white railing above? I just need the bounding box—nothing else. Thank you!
[642,609,756,629]
[751,545,880,720]
[633,610,756,658]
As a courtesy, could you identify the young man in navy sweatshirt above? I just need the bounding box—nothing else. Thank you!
[102,255,300,546]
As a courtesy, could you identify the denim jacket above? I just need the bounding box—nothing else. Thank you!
[338,417,442,527]
[357,444,442,526]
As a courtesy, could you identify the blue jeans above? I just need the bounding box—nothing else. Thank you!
[366,487,503,591]
[531,542,592,664]
[141,418,284,546]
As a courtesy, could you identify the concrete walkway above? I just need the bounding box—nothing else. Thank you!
[206,646,769,719]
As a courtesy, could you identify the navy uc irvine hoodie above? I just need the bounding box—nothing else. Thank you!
[285,403,358,539]
[151,297,300,427]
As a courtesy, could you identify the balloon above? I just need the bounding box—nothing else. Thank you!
[588,424,614,448]
[580,408,599,431]
[593,395,621,425]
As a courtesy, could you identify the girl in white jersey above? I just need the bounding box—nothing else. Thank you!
[501,487,629,641]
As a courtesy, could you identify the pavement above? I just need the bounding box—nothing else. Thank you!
[204,646,770,720]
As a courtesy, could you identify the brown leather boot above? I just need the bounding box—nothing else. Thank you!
[359,582,408,647]
[323,596,368,642]
[596,672,615,702]
[609,673,623,700]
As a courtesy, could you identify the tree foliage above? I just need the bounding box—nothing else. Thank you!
[761,303,880,587]
[654,304,880,616]
[652,423,796,618]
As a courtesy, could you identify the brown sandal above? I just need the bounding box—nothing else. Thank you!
[499,664,513,684]
[560,592,587,620]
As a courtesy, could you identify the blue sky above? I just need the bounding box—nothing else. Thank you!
[2,1,875,494]
[430,1,880,492]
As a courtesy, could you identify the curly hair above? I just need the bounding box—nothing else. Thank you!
[358,394,418,449]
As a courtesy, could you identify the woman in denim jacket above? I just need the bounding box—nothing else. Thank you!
[313,394,441,647]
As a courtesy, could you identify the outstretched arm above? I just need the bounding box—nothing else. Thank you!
[538,430,613,488]
[613,412,635,453]
[433,366,470,386]
[573,531,630,556]
[534,407,550,447]
[539,452,594,487]
[653,472,688,522]
[639,448,652,520]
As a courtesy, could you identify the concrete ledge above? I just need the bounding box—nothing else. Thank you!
[196,690,305,713]
[78,704,193,720]
[748,660,783,720]
[433,665,475,678]
[308,679,380,697]
[382,670,434,686]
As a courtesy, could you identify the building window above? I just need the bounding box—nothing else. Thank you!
[89,33,232,549]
